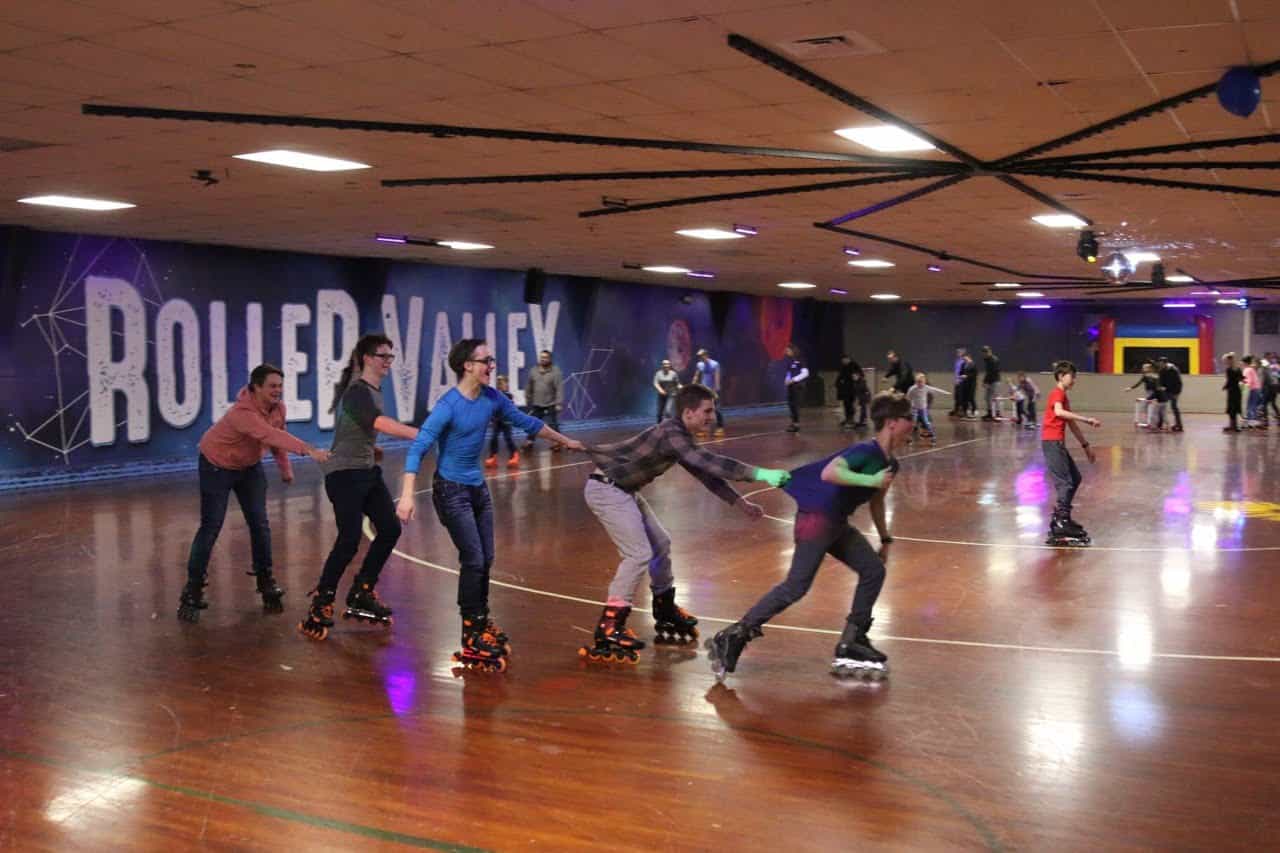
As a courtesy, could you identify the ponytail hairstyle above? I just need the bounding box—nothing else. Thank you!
[331,333,393,413]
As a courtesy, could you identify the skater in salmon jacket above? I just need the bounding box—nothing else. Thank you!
[706,392,913,682]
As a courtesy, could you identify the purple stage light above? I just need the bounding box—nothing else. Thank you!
[843,246,861,256]
[926,264,942,272]
[375,233,408,243]
[1162,302,1196,308]
[686,270,716,279]
[829,288,848,295]
[1020,303,1051,309]
[732,224,758,236]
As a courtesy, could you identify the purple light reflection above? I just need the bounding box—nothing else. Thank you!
[1015,465,1049,505]
[1162,473,1192,516]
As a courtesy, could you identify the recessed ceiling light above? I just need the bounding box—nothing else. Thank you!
[1020,303,1052,309]
[1124,251,1160,264]
[982,300,1006,306]
[1163,302,1196,308]
[675,228,744,240]
[375,233,408,244]
[834,125,936,152]
[843,246,861,256]
[1217,298,1246,305]
[438,240,493,251]
[732,224,758,235]
[992,282,1022,289]
[1190,289,1225,296]
[233,149,370,172]
[849,259,895,268]
[926,264,943,272]
[18,194,135,211]
[1016,291,1045,298]
[1031,213,1087,228]
[642,265,690,274]
[869,293,900,300]
[1167,274,1195,283]
[777,282,816,289]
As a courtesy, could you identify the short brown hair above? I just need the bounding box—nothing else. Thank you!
[869,391,910,430]
[1053,360,1077,380]
[448,338,485,379]
[249,363,283,388]
[674,383,715,415]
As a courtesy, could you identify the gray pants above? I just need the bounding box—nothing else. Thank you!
[1042,440,1081,513]
[984,382,998,417]
[742,513,885,629]
[585,478,674,605]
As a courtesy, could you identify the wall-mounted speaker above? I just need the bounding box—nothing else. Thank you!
[523,267,546,305]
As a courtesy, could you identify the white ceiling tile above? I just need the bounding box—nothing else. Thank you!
[171,10,394,65]
[1122,23,1250,75]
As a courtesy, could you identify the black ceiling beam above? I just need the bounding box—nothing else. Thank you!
[726,34,985,170]
[1012,159,1280,172]
[382,164,933,188]
[1024,169,1280,198]
[817,223,1105,280]
[1013,134,1280,168]
[994,59,1280,165]
[577,172,926,218]
[957,279,1108,286]
[992,174,1094,224]
[80,103,890,164]
[824,174,971,226]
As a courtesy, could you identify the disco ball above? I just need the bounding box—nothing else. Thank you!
[1101,252,1135,283]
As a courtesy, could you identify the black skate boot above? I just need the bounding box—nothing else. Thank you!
[477,609,511,654]
[343,578,393,626]
[249,568,285,613]
[579,605,645,664]
[298,588,336,641]
[831,617,888,680]
[453,612,509,672]
[651,587,699,644]
[785,422,800,433]
[1046,510,1090,547]
[704,622,762,682]
[177,576,209,623]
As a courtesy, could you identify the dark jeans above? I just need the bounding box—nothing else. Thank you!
[489,420,516,455]
[655,393,673,423]
[1016,399,1037,423]
[432,474,495,616]
[787,384,801,423]
[713,397,724,428]
[317,466,401,593]
[186,454,270,583]
[1166,393,1183,429]
[525,405,558,446]
[1042,440,1082,513]
[962,379,978,414]
[742,513,885,628]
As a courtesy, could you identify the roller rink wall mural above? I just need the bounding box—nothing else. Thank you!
[0,226,830,487]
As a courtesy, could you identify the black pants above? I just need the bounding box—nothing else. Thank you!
[742,513,885,629]
[962,379,978,414]
[317,466,401,593]
[656,393,673,423]
[1166,393,1183,429]
[489,420,516,455]
[431,474,495,615]
[525,405,558,446]
[1042,440,1082,513]
[185,454,270,583]
[787,384,801,424]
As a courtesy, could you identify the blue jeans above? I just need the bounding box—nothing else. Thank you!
[432,474,495,615]
[186,454,271,583]
[318,466,401,592]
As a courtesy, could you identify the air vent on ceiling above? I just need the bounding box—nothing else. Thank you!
[442,207,538,223]
[777,30,887,60]
[0,137,53,153]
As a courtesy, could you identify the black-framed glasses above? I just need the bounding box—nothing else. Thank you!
[371,352,395,362]
[467,356,498,366]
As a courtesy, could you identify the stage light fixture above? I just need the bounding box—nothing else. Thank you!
[1077,230,1098,263]
[1150,262,1166,287]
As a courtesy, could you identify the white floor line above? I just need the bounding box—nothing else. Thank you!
[372,430,1280,664]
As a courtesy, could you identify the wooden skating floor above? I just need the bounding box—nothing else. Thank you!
[3,412,1279,851]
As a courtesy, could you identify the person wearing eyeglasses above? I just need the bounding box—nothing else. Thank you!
[299,334,420,641]
[396,338,584,672]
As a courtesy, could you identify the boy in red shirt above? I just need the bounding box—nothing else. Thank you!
[1042,361,1102,546]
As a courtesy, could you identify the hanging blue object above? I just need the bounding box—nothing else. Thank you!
[1216,66,1262,118]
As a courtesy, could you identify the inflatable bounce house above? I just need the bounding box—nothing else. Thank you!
[1097,316,1214,374]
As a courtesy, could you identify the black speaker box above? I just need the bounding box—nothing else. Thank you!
[523,267,546,304]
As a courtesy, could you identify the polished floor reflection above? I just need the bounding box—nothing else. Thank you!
[2,413,1278,850]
